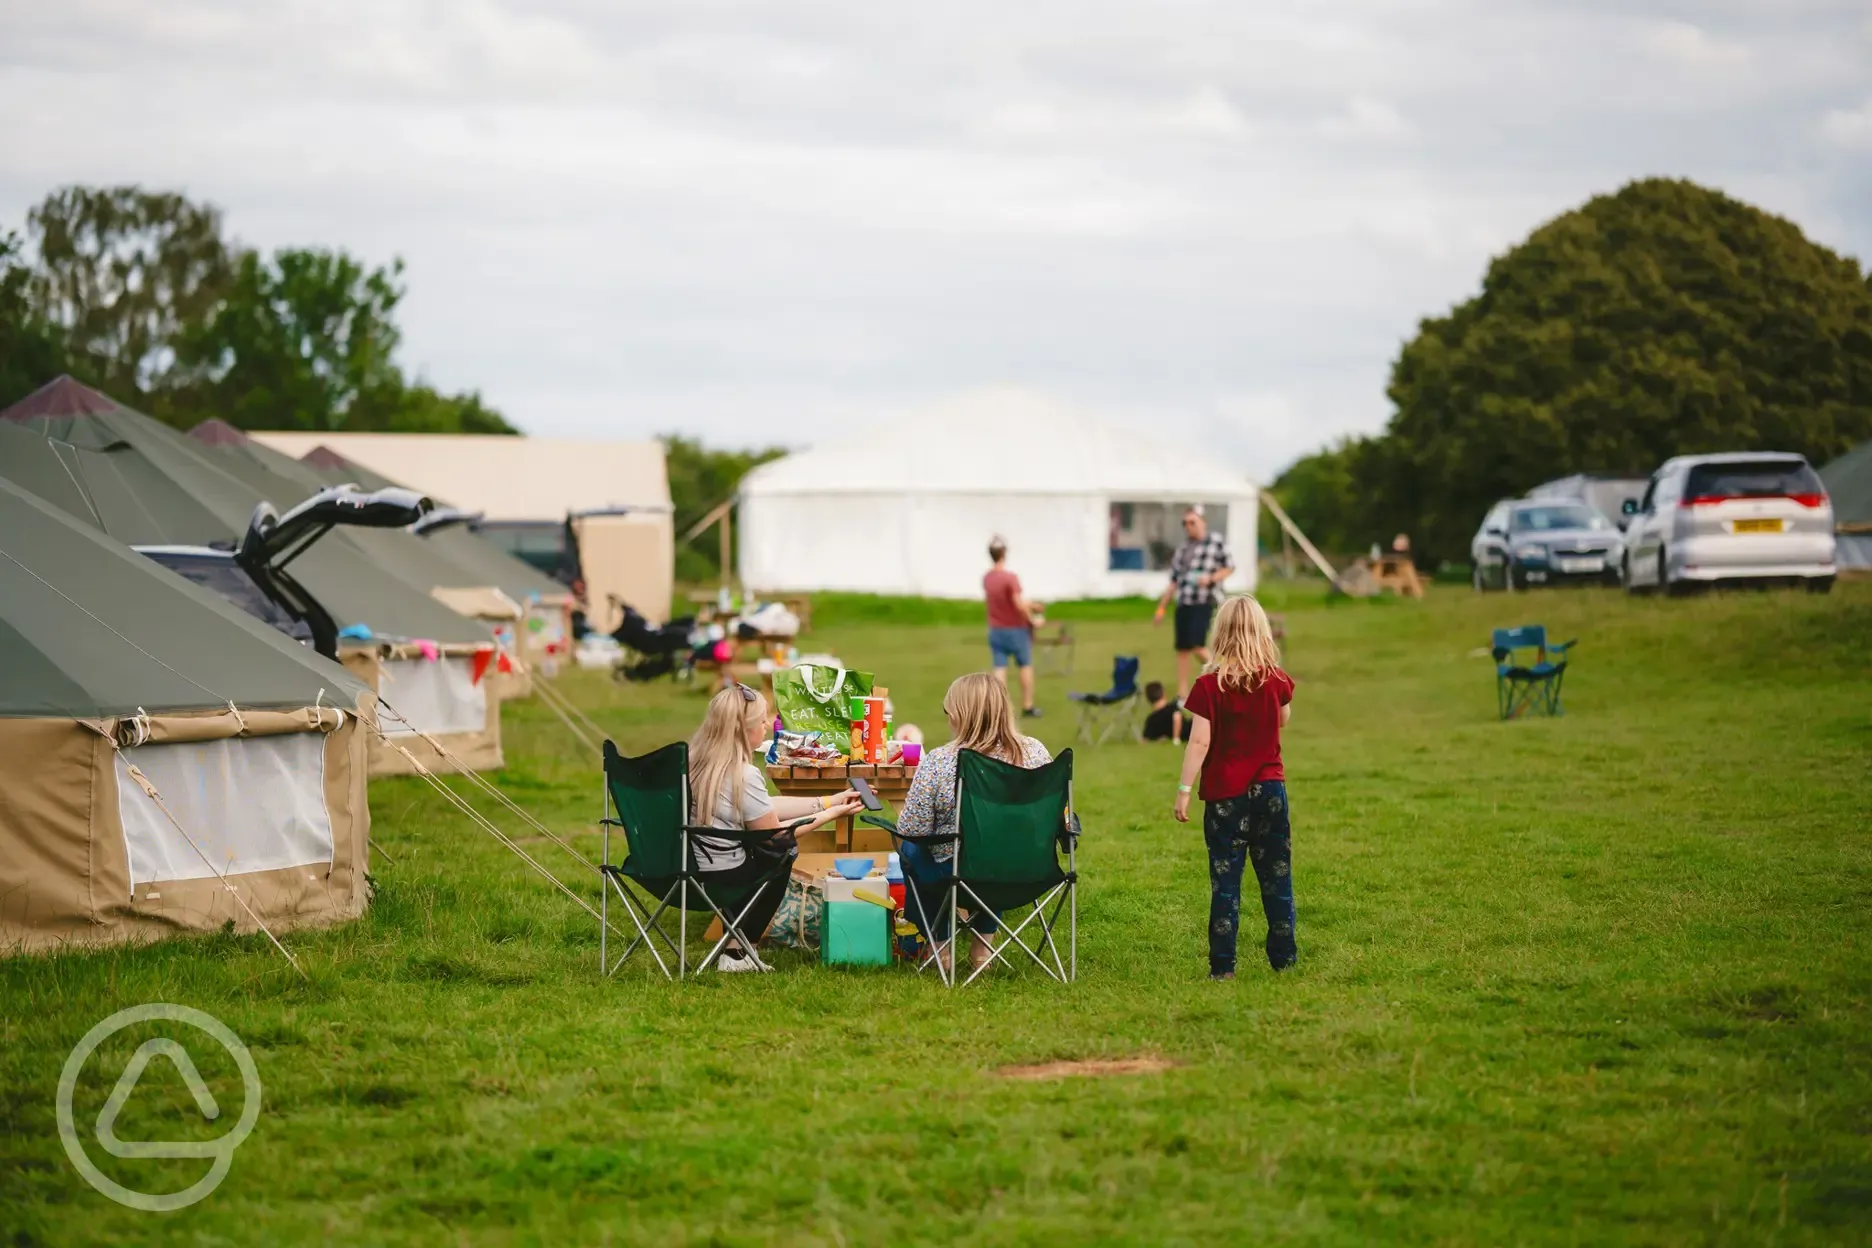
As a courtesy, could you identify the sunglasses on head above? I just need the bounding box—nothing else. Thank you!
[734,682,759,702]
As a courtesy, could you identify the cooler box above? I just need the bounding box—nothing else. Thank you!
[821,899,891,966]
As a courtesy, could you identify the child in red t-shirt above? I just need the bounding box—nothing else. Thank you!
[1172,594,1296,979]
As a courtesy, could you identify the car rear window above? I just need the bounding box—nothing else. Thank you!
[1511,505,1607,532]
[142,552,313,643]
[1684,460,1823,501]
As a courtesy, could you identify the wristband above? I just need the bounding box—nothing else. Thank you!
[819,794,834,810]
[1177,784,1192,794]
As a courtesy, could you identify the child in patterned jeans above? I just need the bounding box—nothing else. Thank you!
[1171,594,1296,980]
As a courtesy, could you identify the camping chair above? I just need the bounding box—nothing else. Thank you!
[1068,656,1142,744]
[1035,624,1076,677]
[865,749,1079,987]
[1491,626,1576,720]
[598,740,805,978]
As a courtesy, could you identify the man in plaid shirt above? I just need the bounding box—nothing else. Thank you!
[1153,506,1235,703]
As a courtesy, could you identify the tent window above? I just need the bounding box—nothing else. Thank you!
[116,734,335,888]
[380,656,489,738]
[1109,502,1229,571]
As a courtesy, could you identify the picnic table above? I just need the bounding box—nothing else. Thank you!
[766,762,916,853]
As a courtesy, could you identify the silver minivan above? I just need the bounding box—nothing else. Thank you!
[1622,453,1836,594]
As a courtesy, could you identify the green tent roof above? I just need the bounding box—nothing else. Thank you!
[0,475,370,719]
[1819,440,1872,528]
[0,380,490,645]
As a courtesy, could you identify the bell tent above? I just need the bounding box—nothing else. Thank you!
[0,476,374,953]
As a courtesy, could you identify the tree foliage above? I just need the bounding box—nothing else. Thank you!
[1277,178,1872,564]
[664,434,785,582]
[26,185,235,394]
[0,232,81,405]
[5,184,514,434]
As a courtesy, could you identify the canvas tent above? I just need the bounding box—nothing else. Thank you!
[738,389,1260,600]
[1820,439,1872,573]
[253,431,675,629]
[0,476,374,953]
[0,379,503,776]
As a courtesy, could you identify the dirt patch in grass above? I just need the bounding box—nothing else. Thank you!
[996,1056,1177,1080]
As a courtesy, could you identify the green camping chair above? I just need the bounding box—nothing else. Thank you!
[599,740,802,979]
[873,748,1080,987]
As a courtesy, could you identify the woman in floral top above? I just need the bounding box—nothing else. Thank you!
[895,672,1052,974]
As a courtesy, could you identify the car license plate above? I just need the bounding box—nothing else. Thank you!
[1558,557,1602,573]
[1732,518,1783,533]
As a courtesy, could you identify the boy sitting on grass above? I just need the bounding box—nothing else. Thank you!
[1141,681,1190,743]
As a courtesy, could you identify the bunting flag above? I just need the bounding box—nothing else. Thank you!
[470,648,495,686]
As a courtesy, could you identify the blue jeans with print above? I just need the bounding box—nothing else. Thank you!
[1202,781,1295,973]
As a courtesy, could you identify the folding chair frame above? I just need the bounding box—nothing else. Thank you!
[1072,690,1142,745]
[1492,631,1576,720]
[1035,625,1076,678]
[599,762,801,980]
[892,775,1079,988]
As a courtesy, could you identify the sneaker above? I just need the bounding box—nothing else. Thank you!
[717,950,771,973]
[1209,970,1236,981]
[1021,706,1043,719]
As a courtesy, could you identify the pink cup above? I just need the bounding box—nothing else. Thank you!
[901,742,922,766]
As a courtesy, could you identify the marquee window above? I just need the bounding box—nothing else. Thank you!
[1109,502,1229,572]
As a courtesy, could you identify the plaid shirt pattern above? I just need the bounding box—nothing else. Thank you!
[1170,532,1233,606]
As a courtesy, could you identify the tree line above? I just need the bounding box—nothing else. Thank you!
[1270,178,1872,566]
[0,184,516,434]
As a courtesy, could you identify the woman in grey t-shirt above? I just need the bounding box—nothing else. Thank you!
[689,684,860,971]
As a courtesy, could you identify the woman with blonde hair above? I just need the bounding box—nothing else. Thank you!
[894,672,1052,974]
[689,683,862,972]
[1171,594,1297,979]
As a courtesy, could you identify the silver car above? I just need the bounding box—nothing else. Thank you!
[1621,452,1836,595]
[1472,500,1624,591]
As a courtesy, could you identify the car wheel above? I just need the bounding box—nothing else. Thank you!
[1507,560,1528,592]
[1806,576,1835,595]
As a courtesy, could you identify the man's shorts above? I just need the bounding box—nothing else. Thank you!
[988,626,1033,668]
[1173,603,1214,652]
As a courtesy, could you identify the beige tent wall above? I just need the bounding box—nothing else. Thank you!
[342,645,505,776]
[574,512,675,632]
[0,701,372,954]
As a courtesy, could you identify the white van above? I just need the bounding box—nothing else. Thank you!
[1621,453,1836,594]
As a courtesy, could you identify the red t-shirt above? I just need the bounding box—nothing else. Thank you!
[1183,668,1295,800]
[984,568,1027,630]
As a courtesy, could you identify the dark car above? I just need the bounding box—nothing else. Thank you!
[1472,500,1624,591]
[136,484,431,658]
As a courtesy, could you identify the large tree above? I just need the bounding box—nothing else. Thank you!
[25,185,236,395]
[663,435,784,582]
[1298,178,1872,563]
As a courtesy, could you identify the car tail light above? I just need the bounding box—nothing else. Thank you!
[1681,492,1827,508]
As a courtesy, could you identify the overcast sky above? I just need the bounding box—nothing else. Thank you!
[3,1,1870,480]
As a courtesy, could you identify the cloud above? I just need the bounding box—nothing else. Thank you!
[1820,99,1872,150]
[0,0,1868,481]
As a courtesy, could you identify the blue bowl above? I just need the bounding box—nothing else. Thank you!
[833,857,874,880]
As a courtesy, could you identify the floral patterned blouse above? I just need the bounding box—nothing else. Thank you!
[894,737,1052,862]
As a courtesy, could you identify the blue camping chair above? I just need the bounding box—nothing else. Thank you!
[1068,655,1142,744]
[1492,626,1576,720]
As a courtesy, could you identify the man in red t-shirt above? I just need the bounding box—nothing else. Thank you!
[983,537,1042,718]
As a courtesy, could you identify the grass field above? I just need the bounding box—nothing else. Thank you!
[4,582,1870,1245]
